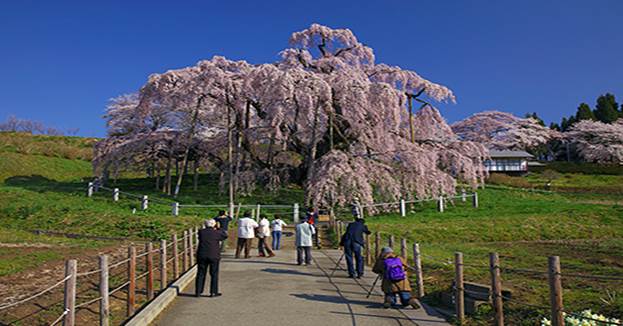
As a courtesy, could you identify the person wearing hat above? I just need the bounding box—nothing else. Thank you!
[195,219,228,297]
[295,216,316,265]
[340,214,371,278]
[372,247,420,309]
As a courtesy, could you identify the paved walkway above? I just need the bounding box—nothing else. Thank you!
[153,249,450,326]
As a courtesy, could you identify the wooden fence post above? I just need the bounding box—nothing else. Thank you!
[548,256,564,326]
[172,234,179,279]
[99,255,109,326]
[172,202,179,216]
[400,238,407,260]
[388,235,395,249]
[413,243,425,298]
[489,252,504,326]
[454,252,465,325]
[182,231,189,271]
[374,232,380,258]
[160,239,167,290]
[365,233,371,266]
[146,242,154,300]
[63,259,77,326]
[188,229,195,266]
[127,246,136,317]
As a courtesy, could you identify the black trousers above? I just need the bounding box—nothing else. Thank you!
[195,257,220,295]
[296,246,312,265]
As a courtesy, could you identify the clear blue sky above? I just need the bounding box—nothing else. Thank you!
[1,1,622,137]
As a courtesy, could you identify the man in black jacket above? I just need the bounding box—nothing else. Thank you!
[340,216,371,278]
[195,219,228,297]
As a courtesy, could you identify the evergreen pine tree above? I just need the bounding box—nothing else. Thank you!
[575,103,595,121]
[593,93,619,123]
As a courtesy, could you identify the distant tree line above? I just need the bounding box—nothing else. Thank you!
[549,93,622,131]
[0,115,79,136]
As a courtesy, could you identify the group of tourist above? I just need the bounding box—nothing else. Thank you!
[194,205,420,310]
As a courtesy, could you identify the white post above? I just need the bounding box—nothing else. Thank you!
[256,204,261,221]
[229,202,235,220]
[251,209,256,221]
[472,192,479,208]
[438,196,444,213]
[141,195,148,210]
[113,188,119,202]
[293,203,300,223]
[400,199,406,217]
[461,189,467,202]
[87,182,94,197]
[172,202,179,216]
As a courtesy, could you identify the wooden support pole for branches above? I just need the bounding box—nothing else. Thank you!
[490,252,504,326]
[548,256,564,326]
[127,246,136,317]
[454,252,465,325]
[99,255,109,326]
[146,242,154,300]
[413,243,424,298]
[63,259,77,326]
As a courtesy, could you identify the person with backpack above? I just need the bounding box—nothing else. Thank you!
[372,247,420,309]
[339,215,371,278]
[270,215,287,250]
[295,217,316,265]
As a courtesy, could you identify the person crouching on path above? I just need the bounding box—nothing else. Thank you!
[195,219,227,297]
[295,217,316,265]
[214,210,233,252]
[340,215,371,278]
[271,215,287,250]
[372,247,420,309]
[236,211,258,259]
[257,214,275,257]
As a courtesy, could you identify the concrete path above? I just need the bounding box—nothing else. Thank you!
[153,249,450,326]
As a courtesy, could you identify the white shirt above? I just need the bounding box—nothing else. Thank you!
[271,219,287,232]
[295,222,316,247]
[237,217,259,239]
[257,218,271,238]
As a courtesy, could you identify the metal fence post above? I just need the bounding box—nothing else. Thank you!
[472,192,479,208]
[490,252,504,326]
[63,259,77,326]
[293,203,299,223]
[461,189,467,202]
[141,195,148,210]
[438,196,444,213]
[454,252,465,324]
[548,256,564,326]
[99,255,109,326]
[400,199,406,217]
[172,202,179,216]
[256,204,261,220]
[87,182,94,197]
[113,188,119,202]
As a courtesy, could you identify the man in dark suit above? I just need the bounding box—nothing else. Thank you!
[195,219,228,297]
[340,216,371,278]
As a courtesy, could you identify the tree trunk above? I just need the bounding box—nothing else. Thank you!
[174,101,202,198]
[155,161,161,190]
[227,102,234,206]
[193,160,199,191]
[164,153,172,194]
[175,159,179,177]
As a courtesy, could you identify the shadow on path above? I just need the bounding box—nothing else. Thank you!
[290,293,380,309]
[261,268,315,276]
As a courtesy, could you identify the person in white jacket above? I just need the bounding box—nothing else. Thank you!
[257,215,275,257]
[236,211,258,259]
[295,217,316,265]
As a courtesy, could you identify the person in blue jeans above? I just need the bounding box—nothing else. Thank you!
[270,215,287,250]
[339,215,371,278]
